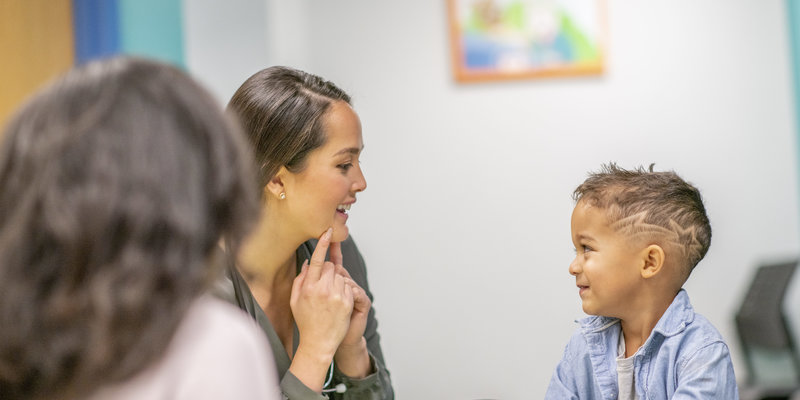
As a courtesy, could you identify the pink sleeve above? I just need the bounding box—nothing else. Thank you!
[170,297,282,400]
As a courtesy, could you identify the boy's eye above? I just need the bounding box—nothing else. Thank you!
[573,245,593,255]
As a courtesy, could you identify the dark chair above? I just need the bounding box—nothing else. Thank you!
[736,259,800,400]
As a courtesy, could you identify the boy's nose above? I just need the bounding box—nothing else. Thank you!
[568,257,581,276]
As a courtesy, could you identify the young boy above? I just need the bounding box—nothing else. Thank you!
[545,164,738,399]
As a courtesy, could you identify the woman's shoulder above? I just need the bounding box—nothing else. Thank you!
[89,296,279,399]
[148,296,272,374]
[187,296,264,340]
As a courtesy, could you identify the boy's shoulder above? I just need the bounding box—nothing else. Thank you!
[644,289,732,369]
[564,290,728,357]
[551,290,736,399]
[653,289,726,343]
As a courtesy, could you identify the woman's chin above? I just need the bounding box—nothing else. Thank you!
[331,225,350,242]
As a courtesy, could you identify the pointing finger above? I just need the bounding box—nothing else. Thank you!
[307,228,332,281]
[330,241,344,266]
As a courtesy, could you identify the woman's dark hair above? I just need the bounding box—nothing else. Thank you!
[227,66,351,187]
[0,57,258,399]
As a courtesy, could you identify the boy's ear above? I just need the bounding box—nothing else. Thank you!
[640,244,665,279]
[265,166,289,200]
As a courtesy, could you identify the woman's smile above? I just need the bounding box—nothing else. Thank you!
[336,202,353,220]
[280,101,366,243]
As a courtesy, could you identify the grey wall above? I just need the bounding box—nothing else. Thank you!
[185,1,800,398]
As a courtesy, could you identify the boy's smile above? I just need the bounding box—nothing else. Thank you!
[569,201,645,319]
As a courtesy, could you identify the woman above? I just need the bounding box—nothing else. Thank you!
[222,66,393,399]
[0,57,280,400]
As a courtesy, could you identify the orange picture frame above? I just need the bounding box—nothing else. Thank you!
[447,0,607,83]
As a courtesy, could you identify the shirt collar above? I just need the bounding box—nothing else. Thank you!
[650,289,695,337]
[577,289,695,338]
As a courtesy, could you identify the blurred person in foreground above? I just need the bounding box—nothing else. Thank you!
[0,56,281,400]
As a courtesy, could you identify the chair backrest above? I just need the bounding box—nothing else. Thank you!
[735,259,800,386]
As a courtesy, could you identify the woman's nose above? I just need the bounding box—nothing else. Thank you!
[352,165,367,193]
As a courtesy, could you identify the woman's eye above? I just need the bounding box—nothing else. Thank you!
[337,163,353,171]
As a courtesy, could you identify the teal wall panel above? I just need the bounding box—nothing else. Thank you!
[118,0,184,67]
[789,0,800,218]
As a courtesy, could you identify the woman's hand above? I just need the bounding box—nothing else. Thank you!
[330,241,374,378]
[289,228,354,392]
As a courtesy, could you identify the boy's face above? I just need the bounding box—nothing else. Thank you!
[569,201,645,318]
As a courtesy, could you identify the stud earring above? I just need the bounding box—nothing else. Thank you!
[279,192,286,200]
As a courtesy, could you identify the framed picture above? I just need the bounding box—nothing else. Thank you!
[447,0,606,82]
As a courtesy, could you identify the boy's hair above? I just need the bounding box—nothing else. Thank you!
[573,163,711,280]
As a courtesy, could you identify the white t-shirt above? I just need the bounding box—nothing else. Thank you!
[616,332,639,400]
[89,295,281,400]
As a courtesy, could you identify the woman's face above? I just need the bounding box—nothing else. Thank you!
[283,100,367,243]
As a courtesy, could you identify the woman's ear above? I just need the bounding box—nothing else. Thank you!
[640,244,665,279]
[265,166,289,200]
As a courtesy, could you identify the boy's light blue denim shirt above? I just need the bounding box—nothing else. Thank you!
[545,289,738,399]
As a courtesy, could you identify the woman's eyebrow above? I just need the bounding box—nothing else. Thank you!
[333,146,364,156]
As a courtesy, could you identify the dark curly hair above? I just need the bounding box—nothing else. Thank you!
[573,163,711,280]
[0,57,258,399]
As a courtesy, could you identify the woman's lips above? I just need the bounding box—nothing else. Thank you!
[336,202,352,220]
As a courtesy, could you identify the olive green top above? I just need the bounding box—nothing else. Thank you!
[215,236,393,400]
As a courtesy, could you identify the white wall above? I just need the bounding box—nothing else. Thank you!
[183,0,312,105]
[185,1,800,398]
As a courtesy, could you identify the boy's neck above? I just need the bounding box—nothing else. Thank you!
[618,291,678,358]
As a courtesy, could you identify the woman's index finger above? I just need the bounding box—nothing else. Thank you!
[308,228,333,277]
[330,241,344,266]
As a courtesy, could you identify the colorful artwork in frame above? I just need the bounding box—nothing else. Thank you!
[447,0,606,82]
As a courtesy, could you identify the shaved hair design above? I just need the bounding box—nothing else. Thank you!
[574,163,711,279]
